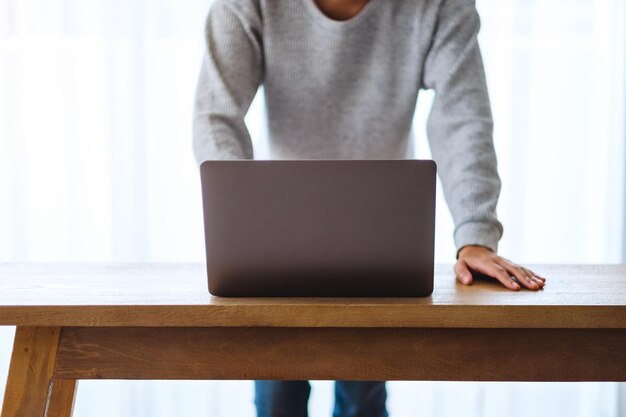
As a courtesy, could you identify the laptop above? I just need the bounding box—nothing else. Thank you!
[200,159,436,297]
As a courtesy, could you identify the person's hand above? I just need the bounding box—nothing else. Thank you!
[454,245,546,291]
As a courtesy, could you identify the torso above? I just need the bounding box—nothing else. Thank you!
[258,0,438,159]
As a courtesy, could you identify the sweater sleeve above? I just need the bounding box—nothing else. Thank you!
[193,0,263,164]
[421,0,503,254]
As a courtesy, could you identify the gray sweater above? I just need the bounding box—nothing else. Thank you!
[193,0,503,252]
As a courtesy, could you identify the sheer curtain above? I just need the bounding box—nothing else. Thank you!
[0,0,624,416]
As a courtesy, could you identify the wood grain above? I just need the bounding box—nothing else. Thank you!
[0,264,624,328]
[45,380,76,417]
[54,326,626,382]
[1,327,61,417]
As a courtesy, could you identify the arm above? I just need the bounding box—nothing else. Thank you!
[193,0,263,164]
[422,0,545,290]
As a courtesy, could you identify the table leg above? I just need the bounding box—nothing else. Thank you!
[46,379,77,417]
[1,326,76,417]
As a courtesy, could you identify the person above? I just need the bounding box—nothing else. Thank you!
[192,0,547,416]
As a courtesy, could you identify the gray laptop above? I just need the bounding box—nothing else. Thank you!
[200,159,436,297]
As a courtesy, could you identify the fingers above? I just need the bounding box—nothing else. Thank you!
[472,261,520,291]
[456,246,547,291]
[454,260,473,285]
[527,272,545,287]
[499,260,542,290]
[518,265,546,288]
[527,269,546,282]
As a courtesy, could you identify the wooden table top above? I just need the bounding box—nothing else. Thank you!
[0,263,624,328]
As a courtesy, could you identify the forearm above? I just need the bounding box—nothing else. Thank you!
[423,0,502,252]
[193,57,255,164]
[428,91,502,252]
[192,0,263,165]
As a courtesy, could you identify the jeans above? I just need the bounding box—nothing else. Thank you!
[254,380,388,417]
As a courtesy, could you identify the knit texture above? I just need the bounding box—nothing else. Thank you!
[193,0,503,252]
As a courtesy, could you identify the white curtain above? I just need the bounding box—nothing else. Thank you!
[0,0,624,415]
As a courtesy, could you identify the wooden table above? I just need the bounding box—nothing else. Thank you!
[0,263,624,416]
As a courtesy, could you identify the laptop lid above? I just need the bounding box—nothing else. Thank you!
[200,159,436,297]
